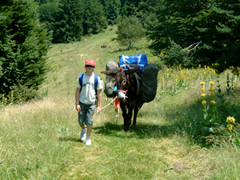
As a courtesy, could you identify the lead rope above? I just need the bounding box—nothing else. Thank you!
[96,96,117,115]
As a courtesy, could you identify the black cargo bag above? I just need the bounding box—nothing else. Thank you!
[141,64,159,102]
[104,60,119,97]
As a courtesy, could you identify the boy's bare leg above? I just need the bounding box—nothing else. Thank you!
[87,126,92,136]
[80,125,85,129]
[117,107,119,115]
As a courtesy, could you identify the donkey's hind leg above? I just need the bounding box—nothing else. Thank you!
[133,101,144,126]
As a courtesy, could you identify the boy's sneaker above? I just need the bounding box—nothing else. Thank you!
[85,139,91,145]
[80,128,86,142]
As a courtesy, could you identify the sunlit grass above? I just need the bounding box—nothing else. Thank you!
[1,26,240,179]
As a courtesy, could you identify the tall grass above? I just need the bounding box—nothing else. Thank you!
[1,26,240,179]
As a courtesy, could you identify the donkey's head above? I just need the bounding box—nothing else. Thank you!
[101,67,141,101]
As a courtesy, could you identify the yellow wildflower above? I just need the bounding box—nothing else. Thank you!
[210,93,215,97]
[201,87,204,91]
[226,116,231,123]
[201,93,206,97]
[227,124,233,131]
[226,116,235,123]
[4,98,7,106]
[202,100,207,105]
[210,100,216,104]
[209,87,214,91]
[200,82,205,86]
[209,81,214,85]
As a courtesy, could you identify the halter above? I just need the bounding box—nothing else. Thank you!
[117,89,128,99]
[118,89,128,94]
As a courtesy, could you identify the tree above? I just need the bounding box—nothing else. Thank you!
[147,0,240,73]
[195,1,240,73]
[82,0,107,35]
[34,0,58,4]
[38,2,60,33]
[120,1,138,17]
[53,0,84,43]
[116,15,145,48]
[100,0,121,25]
[0,0,51,96]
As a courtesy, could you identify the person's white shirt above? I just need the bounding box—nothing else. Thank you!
[77,73,103,105]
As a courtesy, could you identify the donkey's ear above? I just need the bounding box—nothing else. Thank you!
[101,70,118,77]
[124,67,142,74]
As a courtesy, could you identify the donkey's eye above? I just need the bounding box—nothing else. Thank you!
[122,80,126,85]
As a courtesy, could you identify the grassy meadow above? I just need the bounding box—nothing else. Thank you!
[1,26,240,179]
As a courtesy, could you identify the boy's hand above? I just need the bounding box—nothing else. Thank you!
[76,104,81,112]
[96,107,101,114]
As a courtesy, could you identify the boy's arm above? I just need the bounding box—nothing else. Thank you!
[97,89,102,113]
[75,87,81,112]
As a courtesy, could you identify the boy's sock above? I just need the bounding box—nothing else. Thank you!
[86,135,91,140]
[80,127,86,141]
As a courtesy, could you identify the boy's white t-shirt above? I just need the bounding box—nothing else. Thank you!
[77,73,103,105]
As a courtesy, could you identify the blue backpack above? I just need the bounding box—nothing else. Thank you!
[119,54,148,73]
[78,73,98,98]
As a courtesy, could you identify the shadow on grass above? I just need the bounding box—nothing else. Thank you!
[94,120,202,142]
[59,88,240,146]
[93,98,216,146]
[94,88,240,146]
[58,136,81,142]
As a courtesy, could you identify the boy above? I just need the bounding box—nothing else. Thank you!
[75,59,102,145]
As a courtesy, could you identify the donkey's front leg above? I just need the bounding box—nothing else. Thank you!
[120,102,127,130]
[125,106,133,132]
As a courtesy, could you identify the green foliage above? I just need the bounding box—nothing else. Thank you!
[116,15,145,48]
[135,0,160,28]
[100,0,121,25]
[52,0,84,43]
[34,0,58,4]
[201,80,240,146]
[36,0,164,43]
[158,40,195,68]
[195,2,240,73]
[120,0,138,17]
[147,0,240,73]
[41,0,107,43]
[38,2,60,32]
[0,1,51,97]
[82,0,107,35]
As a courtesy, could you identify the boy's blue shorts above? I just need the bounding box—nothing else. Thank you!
[78,102,96,126]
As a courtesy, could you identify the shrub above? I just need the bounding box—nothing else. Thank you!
[116,15,145,49]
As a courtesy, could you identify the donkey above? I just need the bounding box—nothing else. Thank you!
[101,68,144,131]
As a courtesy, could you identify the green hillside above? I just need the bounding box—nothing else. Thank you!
[1,27,240,180]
